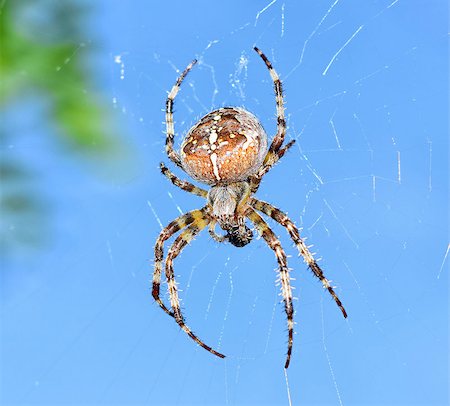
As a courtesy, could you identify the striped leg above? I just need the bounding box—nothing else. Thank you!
[165,59,198,168]
[160,162,207,198]
[253,47,292,193]
[251,198,347,318]
[165,218,225,359]
[153,208,206,316]
[246,207,294,369]
[250,139,296,193]
[254,47,286,155]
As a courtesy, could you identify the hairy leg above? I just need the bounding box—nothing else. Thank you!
[251,198,347,318]
[160,162,207,198]
[252,47,295,193]
[250,139,296,193]
[254,47,286,155]
[165,59,197,168]
[165,218,225,359]
[246,207,294,369]
[153,208,207,316]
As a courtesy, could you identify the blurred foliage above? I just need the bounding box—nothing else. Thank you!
[0,0,124,256]
[0,157,46,252]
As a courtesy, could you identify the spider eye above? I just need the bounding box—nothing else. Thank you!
[180,107,267,185]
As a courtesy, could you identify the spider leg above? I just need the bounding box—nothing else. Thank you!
[254,47,286,155]
[165,59,198,168]
[208,221,226,243]
[246,207,294,369]
[251,198,347,318]
[252,47,292,193]
[250,139,296,193]
[165,217,226,359]
[160,162,207,198]
[153,208,207,316]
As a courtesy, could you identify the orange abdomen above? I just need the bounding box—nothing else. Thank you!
[181,107,268,185]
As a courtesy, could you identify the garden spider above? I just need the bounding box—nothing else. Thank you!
[152,47,347,369]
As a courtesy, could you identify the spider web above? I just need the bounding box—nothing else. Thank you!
[2,1,448,405]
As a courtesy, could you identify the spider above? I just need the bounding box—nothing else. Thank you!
[152,47,347,369]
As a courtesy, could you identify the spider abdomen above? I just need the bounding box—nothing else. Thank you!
[180,107,268,185]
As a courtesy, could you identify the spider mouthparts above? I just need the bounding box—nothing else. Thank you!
[226,225,253,247]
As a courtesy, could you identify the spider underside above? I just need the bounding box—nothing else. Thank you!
[153,47,347,369]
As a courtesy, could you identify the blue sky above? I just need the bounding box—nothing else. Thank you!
[2,1,448,405]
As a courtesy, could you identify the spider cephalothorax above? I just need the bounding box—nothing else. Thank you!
[153,47,347,369]
[207,182,253,247]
